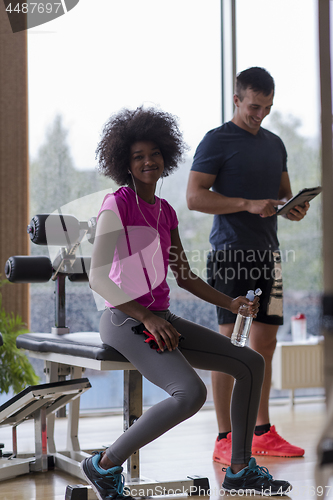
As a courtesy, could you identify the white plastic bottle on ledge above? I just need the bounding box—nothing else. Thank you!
[231,288,262,347]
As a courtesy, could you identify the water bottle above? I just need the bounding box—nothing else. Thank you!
[231,288,262,347]
[291,313,307,342]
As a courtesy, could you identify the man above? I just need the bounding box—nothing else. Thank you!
[186,67,308,465]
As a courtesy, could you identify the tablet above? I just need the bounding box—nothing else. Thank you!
[276,186,322,216]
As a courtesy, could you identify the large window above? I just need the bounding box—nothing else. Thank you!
[236,0,322,336]
[24,0,323,411]
[27,0,222,410]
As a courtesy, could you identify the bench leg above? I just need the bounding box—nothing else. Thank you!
[124,370,142,480]
[45,360,80,455]
[67,366,85,453]
[45,360,59,454]
[31,407,48,472]
[12,426,17,457]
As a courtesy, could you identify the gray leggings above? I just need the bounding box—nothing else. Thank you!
[100,308,265,465]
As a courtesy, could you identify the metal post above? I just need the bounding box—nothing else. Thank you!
[318,0,333,384]
[66,366,85,454]
[124,370,142,479]
[231,0,237,86]
[52,274,69,416]
[33,407,48,472]
[318,0,333,398]
[54,274,68,331]
[44,360,58,454]
[318,1,333,299]
[12,426,17,457]
[221,0,225,124]
[221,0,237,123]
[315,1,333,494]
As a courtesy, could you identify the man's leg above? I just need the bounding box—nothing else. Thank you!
[213,321,278,431]
[212,319,304,462]
[213,321,277,432]
[249,321,305,458]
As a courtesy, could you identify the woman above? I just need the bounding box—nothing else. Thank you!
[81,107,291,499]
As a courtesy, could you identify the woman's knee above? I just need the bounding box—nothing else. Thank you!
[189,380,207,414]
[176,378,207,416]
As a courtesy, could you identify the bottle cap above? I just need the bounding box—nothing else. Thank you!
[292,313,306,320]
[246,290,255,301]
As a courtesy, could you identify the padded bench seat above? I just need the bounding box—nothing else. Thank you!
[14,333,210,494]
[16,332,128,363]
[13,331,140,482]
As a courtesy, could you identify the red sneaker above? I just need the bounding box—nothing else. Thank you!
[213,433,232,465]
[252,425,305,457]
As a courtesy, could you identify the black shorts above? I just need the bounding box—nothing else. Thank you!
[207,249,284,326]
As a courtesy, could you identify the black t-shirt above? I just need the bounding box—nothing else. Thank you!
[191,121,287,251]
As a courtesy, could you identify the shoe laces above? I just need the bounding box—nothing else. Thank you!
[223,462,273,480]
[269,426,289,444]
[95,464,129,499]
[247,463,273,481]
[112,469,126,496]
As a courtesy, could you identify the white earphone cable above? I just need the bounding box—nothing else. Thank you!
[110,173,163,327]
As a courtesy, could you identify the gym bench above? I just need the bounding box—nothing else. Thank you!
[4,213,210,498]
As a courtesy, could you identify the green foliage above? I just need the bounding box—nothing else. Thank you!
[0,279,39,394]
[29,114,117,258]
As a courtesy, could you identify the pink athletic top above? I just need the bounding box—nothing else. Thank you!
[97,187,179,310]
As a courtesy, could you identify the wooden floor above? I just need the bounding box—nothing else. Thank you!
[0,400,330,500]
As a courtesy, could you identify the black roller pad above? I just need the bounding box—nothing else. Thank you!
[5,256,53,283]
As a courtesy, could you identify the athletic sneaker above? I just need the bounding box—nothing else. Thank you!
[222,457,292,496]
[252,425,305,457]
[213,433,232,465]
[80,451,133,500]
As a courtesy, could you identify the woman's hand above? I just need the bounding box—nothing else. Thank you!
[229,296,260,317]
[142,314,181,352]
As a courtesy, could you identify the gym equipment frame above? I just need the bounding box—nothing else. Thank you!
[0,378,91,480]
[5,213,210,498]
